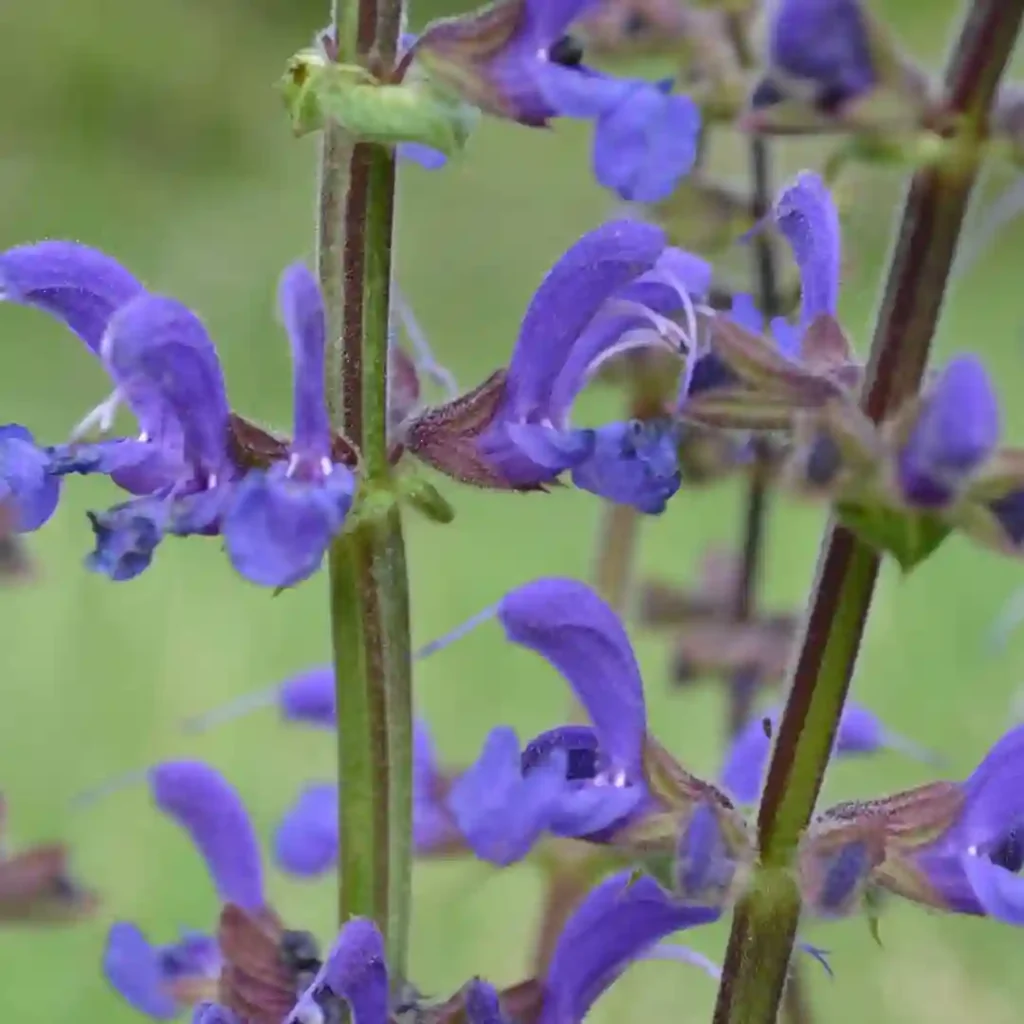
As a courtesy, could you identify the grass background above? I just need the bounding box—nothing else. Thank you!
[2,1,1024,1021]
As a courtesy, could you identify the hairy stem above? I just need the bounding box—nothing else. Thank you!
[713,2,1024,1021]
[318,0,412,978]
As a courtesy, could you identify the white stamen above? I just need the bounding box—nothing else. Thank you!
[319,456,333,476]
[593,768,630,789]
[641,942,722,982]
[69,389,122,441]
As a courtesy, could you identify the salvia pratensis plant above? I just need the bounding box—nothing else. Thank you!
[6,0,1024,1021]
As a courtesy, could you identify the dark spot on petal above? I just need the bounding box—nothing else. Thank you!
[549,34,584,67]
[990,827,1024,873]
[761,717,773,740]
[521,725,601,781]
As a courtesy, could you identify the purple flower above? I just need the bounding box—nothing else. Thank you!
[0,425,59,531]
[897,355,1000,508]
[686,171,839,402]
[721,702,938,804]
[415,0,603,127]
[766,0,876,113]
[774,171,841,332]
[537,870,719,1024]
[414,3,699,200]
[907,724,1024,923]
[104,925,221,1020]
[103,762,265,1018]
[274,720,461,875]
[539,72,700,202]
[222,265,355,588]
[82,292,238,579]
[479,221,710,512]
[0,241,186,492]
[449,578,651,864]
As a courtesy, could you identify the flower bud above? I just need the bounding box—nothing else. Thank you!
[279,49,476,156]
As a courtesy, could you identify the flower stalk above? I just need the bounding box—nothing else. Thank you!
[713,2,1024,1021]
[318,0,414,980]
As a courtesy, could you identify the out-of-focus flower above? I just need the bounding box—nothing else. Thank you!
[274,719,465,876]
[0,793,96,924]
[895,355,1000,508]
[749,0,930,136]
[412,0,700,200]
[0,425,60,533]
[102,762,266,1019]
[721,703,939,805]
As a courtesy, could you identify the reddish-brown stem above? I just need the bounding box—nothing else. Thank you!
[713,1,1024,1021]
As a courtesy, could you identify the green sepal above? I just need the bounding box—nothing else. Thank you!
[398,475,456,524]
[863,886,885,947]
[836,501,951,573]
[279,49,476,155]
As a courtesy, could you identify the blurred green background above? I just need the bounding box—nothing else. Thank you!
[2,1,1024,1021]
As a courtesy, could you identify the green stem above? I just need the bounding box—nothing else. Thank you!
[317,0,413,980]
[712,1,1024,1021]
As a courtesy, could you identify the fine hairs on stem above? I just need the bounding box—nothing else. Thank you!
[317,0,415,978]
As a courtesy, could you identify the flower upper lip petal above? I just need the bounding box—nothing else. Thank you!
[498,577,647,778]
[506,220,666,418]
[103,294,230,479]
[149,761,264,913]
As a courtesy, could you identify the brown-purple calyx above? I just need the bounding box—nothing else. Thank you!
[403,370,545,491]
[227,413,359,473]
[0,796,96,924]
[0,500,32,582]
[216,904,307,1024]
[640,550,798,688]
